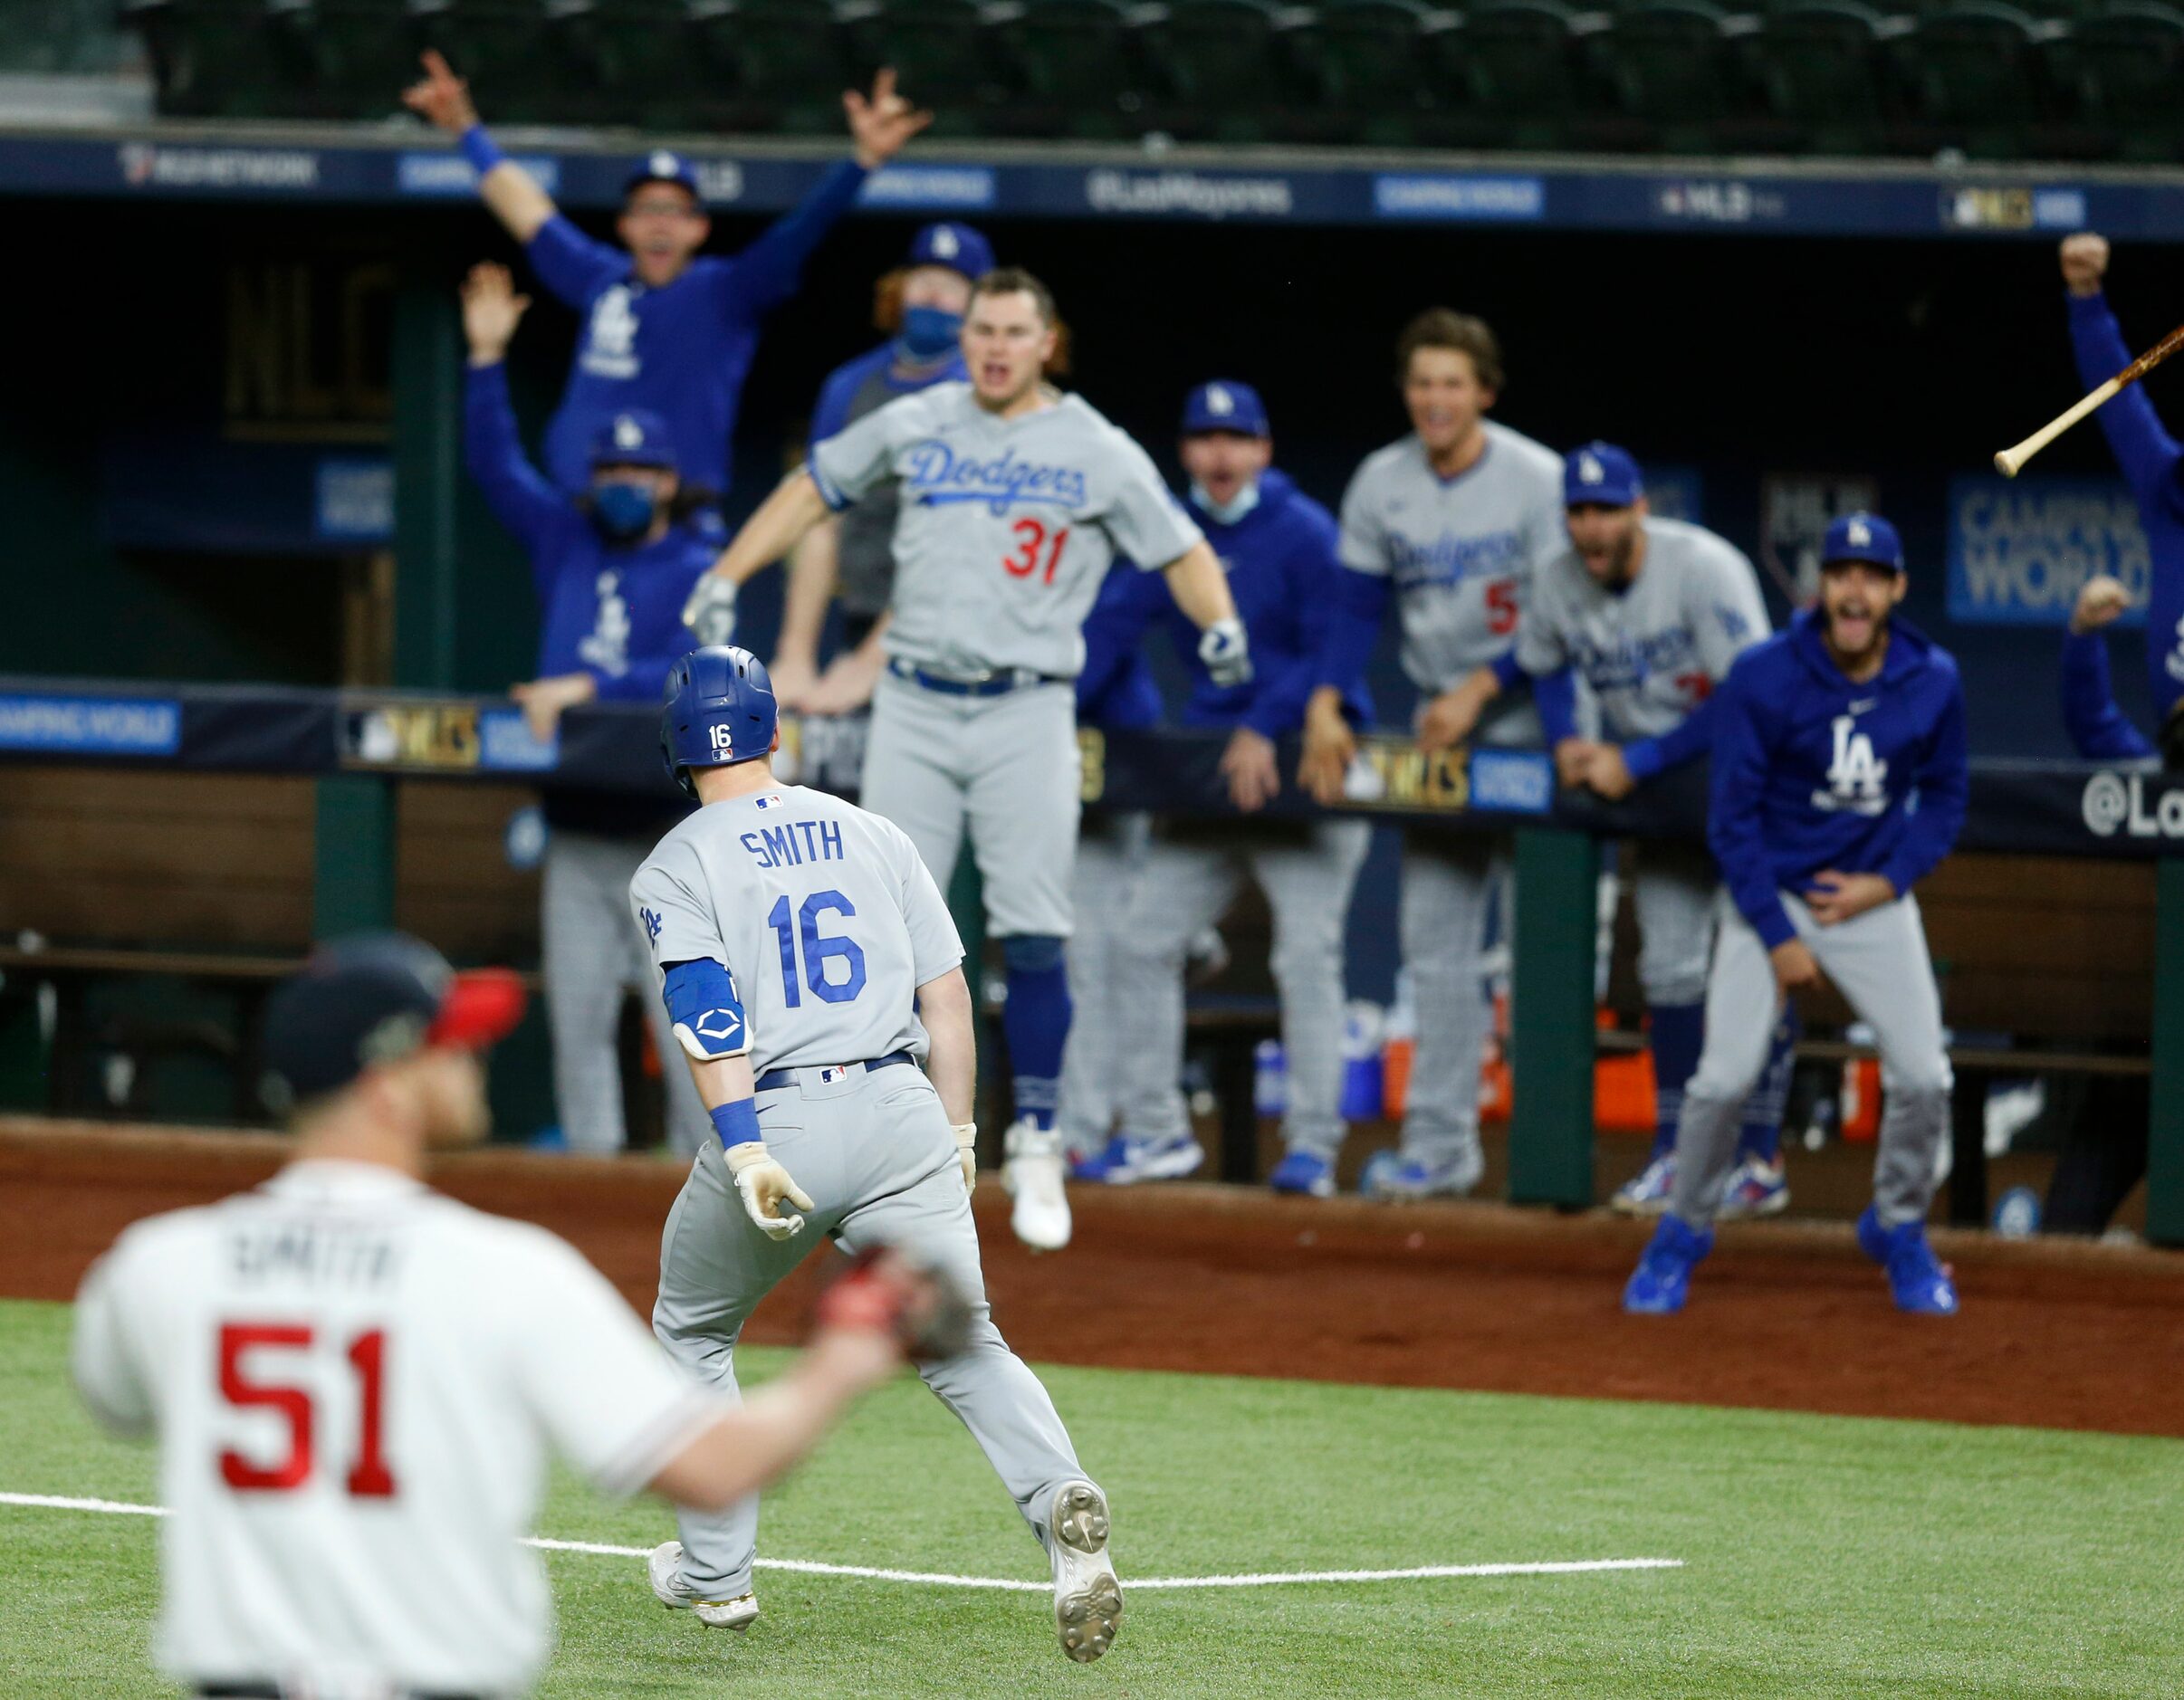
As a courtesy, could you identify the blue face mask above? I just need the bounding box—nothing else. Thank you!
[1191,479,1261,527]
[591,480,658,542]
[898,304,963,363]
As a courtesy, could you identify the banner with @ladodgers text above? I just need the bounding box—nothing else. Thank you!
[1947,475,2150,626]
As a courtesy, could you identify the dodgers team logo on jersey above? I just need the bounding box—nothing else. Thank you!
[639,905,663,942]
[581,287,640,379]
[1386,528,1525,589]
[1814,710,1890,816]
[1574,626,1700,694]
[901,441,1088,514]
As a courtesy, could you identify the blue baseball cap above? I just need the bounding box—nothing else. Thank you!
[1565,441,1643,508]
[905,221,994,281]
[589,409,677,472]
[624,148,703,202]
[1181,380,1270,437]
[1821,511,1905,573]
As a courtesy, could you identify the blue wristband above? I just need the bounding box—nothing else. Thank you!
[710,1098,761,1151]
[459,124,505,178]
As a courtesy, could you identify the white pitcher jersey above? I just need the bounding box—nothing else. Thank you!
[1336,421,1566,693]
[70,1160,721,1696]
[807,382,1203,680]
[631,784,965,1076]
[1517,517,1770,740]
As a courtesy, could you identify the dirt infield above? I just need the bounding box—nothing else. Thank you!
[5,1118,2179,1438]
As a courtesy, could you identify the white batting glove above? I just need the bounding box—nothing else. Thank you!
[723,1141,815,1240]
[683,574,739,647]
[953,1122,978,1193]
[1199,617,1252,688]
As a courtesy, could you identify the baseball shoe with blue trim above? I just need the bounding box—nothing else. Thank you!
[1068,1135,1133,1183]
[1070,1132,1202,1184]
[648,1541,759,1630]
[1623,1216,1713,1314]
[1718,1155,1790,1220]
[1360,1147,1482,1200]
[1856,1206,1959,1314]
[1610,1151,1677,1216]
[1269,1150,1336,1198]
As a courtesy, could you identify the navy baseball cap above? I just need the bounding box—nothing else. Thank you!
[260,933,525,1108]
[1565,441,1643,508]
[1181,380,1270,437]
[1821,511,1905,573]
[905,221,994,281]
[589,409,677,471]
[624,148,703,202]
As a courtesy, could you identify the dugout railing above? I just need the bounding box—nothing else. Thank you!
[0,675,2176,1245]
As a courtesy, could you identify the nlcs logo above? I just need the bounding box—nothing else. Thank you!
[1815,714,1888,816]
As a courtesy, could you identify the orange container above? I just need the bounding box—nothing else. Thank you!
[1841,1056,1881,1141]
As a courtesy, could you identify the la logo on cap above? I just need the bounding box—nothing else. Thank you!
[650,150,678,177]
[1207,385,1233,415]
[1579,452,1604,483]
[1848,517,1872,547]
[615,415,643,449]
[933,226,959,257]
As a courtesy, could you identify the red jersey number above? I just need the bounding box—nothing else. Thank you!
[1002,518,1070,586]
[216,1323,398,1498]
[1484,578,1518,635]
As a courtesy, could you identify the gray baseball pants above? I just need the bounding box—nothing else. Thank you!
[652,1060,1092,1599]
[1396,828,1507,1172]
[1057,811,1149,1154]
[542,829,713,1157]
[1670,889,1950,1228]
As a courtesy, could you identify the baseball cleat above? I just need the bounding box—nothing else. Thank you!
[1047,1480,1122,1664]
[1360,1148,1481,1200]
[1003,1119,1072,1251]
[1718,1155,1790,1220]
[1855,1206,1959,1315]
[647,1541,759,1629]
[1622,1216,1713,1314]
[1269,1149,1336,1198]
[1611,1151,1678,1216]
[1068,1134,1133,1183]
[1117,1132,1204,1182]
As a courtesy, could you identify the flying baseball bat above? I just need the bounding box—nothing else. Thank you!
[1995,320,2184,476]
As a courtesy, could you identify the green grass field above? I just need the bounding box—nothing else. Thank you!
[4,1294,2179,1698]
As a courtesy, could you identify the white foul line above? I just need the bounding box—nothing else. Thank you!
[1,1491,1681,1593]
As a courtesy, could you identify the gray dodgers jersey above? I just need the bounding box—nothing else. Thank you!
[631,786,964,1075]
[1337,421,1566,695]
[1517,517,1769,740]
[809,382,1203,680]
[827,363,914,622]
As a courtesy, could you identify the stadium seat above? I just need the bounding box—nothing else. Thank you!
[306,0,427,119]
[847,0,1018,135]
[995,0,1154,138]
[2059,2,2184,158]
[578,0,710,129]
[688,0,858,134]
[3,0,130,71]
[1449,0,1599,150]
[419,0,598,123]
[1141,0,1309,141]
[1287,0,1463,146]
[1748,0,1901,154]
[1593,0,1752,151]
[1892,1,2068,157]
[124,0,321,117]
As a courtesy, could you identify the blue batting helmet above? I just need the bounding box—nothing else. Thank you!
[661,645,778,797]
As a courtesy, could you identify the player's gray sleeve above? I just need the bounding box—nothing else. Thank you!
[1097,427,1205,571]
[1336,462,1391,576]
[1691,540,1772,681]
[1516,561,1572,676]
[630,844,728,969]
[1519,475,1566,582]
[896,828,968,986]
[70,1248,155,1437]
[809,396,911,511]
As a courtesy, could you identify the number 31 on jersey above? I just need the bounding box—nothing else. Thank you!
[1003,518,1070,585]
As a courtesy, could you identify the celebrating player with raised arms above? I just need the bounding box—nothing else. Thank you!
[403,51,931,495]
[1518,444,1797,1219]
[1623,514,1969,1316]
[683,268,1249,1251]
[71,933,944,1698]
[633,646,1123,1663]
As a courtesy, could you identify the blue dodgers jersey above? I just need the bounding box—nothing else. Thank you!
[1708,609,1969,949]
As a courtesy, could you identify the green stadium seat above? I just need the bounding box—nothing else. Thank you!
[1892,1,2067,157]
[124,0,321,118]
[994,0,1154,138]
[688,0,857,134]
[1450,0,1597,149]
[1141,0,1309,141]
[1287,0,1464,146]
[1748,0,1900,154]
[2060,3,2184,158]
[417,0,594,123]
[1594,0,1751,151]
[305,0,426,119]
[3,0,130,71]
[581,0,710,129]
[847,0,1019,136]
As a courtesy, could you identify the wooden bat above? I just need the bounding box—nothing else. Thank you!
[1996,320,2184,476]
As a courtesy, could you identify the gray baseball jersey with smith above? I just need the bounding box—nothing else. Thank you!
[629,784,963,1075]
[809,382,1203,679]
[1337,420,1566,694]
[1518,516,1771,740]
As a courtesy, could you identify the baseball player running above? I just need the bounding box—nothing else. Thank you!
[1518,443,1798,1218]
[1070,380,1374,1193]
[770,222,991,714]
[1298,310,1565,1199]
[403,52,929,496]
[1624,513,1969,1315]
[633,645,1122,1661]
[2059,233,2184,738]
[682,268,1250,1251]
[71,933,949,1699]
